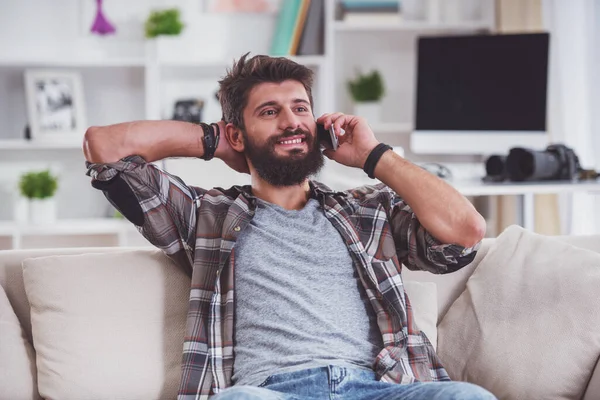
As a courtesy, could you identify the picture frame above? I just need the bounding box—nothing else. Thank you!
[24,69,87,143]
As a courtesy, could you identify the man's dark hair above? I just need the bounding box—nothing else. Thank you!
[218,53,314,128]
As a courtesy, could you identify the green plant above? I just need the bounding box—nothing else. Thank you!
[347,70,385,102]
[144,8,184,38]
[19,170,58,200]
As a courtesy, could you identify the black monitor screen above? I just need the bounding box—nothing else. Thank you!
[415,33,549,131]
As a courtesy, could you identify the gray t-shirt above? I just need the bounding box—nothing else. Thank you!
[231,198,383,386]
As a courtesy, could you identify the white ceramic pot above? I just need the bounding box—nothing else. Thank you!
[14,197,29,223]
[442,0,481,22]
[402,0,428,20]
[29,198,57,224]
[353,101,382,124]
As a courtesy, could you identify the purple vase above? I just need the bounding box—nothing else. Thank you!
[90,0,116,35]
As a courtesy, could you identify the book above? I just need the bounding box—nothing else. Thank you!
[341,0,399,11]
[270,0,303,56]
[290,0,312,55]
[297,0,324,55]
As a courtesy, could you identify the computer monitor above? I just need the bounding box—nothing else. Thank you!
[411,33,550,155]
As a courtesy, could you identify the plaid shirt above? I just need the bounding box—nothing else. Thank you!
[87,155,479,400]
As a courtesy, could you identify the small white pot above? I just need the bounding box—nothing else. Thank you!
[402,0,428,20]
[29,198,57,224]
[14,197,29,223]
[353,101,382,124]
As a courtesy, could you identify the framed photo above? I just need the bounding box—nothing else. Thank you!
[24,70,87,142]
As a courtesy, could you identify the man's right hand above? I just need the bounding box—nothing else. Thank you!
[214,120,250,174]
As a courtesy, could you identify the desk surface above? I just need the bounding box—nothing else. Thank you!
[449,178,600,196]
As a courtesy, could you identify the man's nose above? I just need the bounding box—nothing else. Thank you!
[279,108,301,131]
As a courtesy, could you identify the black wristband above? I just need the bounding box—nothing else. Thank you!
[211,123,221,153]
[363,143,393,179]
[200,123,216,161]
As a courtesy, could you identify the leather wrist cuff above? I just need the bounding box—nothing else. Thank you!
[363,143,393,179]
[200,123,217,161]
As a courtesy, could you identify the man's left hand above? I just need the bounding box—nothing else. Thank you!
[316,113,380,169]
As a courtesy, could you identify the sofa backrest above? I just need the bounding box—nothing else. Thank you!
[0,243,490,342]
[0,247,135,342]
[3,233,600,342]
[402,238,492,323]
[403,233,600,324]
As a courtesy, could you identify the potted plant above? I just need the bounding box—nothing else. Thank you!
[144,8,184,39]
[19,170,59,224]
[144,8,189,63]
[347,70,385,123]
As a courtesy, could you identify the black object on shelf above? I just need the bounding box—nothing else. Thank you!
[172,99,204,124]
[483,144,582,182]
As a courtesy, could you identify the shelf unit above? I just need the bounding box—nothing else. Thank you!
[0,0,497,248]
[0,219,142,249]
[0,1,496,149]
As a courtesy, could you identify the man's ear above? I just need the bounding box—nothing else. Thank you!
[225,123,245,152]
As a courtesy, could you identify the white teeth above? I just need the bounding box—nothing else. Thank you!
[279,138,302,145]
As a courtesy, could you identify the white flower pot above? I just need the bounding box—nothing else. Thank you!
[29,198,57,224]
[353,102,382,124]
[402,0,428,20]
[14,197,29,223]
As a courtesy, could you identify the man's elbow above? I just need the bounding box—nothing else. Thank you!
[83,126,115,163]
[459,213,487,248]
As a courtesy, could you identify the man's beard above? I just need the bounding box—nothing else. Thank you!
[242,127,325,187]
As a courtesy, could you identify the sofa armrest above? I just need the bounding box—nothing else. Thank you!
[583,357,600,400]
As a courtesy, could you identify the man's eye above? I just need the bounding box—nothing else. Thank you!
[262,109,276,116]
[297,106,308,112]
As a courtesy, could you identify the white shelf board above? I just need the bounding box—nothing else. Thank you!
[286,55,326,68]
[450,178,600,197]
[334,20,491,33]
[0,57,146,68]
[0,139,83,150]
[158,55,326,69]
[0,218,135,236]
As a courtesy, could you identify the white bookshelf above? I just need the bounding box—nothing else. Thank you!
[0,0,497,248]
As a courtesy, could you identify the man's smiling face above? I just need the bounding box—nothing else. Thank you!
[238,80,324,186]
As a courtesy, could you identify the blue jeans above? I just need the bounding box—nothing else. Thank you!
[212,365,497,400]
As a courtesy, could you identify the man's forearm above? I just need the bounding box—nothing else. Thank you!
[83,120,206,163]
[374,150,486,248]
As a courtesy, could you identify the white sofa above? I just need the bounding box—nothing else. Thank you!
[2,226,600,400]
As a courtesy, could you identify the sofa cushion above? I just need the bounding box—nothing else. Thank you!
[22,249,190,400]
[403,281,438,349]
[0,283,39,399]
[437,225,600,399]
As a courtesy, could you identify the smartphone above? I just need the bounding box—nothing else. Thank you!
[317,123,338,151]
